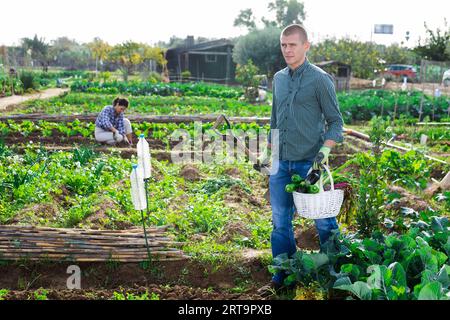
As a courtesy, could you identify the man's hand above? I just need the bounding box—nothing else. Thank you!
[312,146,331,170]
[113,131,121,142]
[124,135,132,146]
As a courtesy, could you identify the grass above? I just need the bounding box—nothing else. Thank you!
[182,237,237,267]
[32,288,49,300]
[0,289,9,300]
[112,289,160,300]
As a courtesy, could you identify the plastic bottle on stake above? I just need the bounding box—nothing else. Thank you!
[130,164,147,210]
[137,134,151,179]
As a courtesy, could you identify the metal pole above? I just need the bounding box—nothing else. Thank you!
[418,93,424,122]
[142,178,152,264]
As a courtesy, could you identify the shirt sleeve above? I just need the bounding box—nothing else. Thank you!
[96,106,114,130]
[316,73,344,143]
[117,113,125,135]
[268,79,277,144]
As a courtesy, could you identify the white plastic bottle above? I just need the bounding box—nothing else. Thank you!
[137,134,152,179]
[130,164,147,210]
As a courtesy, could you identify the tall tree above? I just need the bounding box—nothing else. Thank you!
[414,20,450,61]
[87,37,112,74]
[109,41,143,80]
[141,45,167,67]
[234,1,306,32]
[234,9,257,31]
[0,46,7,66]
[50,37,81,69]
[266,0,306,28]
[21,35,49,71]
[233,26,285,77]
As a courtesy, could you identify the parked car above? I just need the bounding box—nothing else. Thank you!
[442,69,450,87]
[384,64,417,80]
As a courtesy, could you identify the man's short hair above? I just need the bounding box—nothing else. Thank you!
[281,24,308,43]
[113,97,129,108]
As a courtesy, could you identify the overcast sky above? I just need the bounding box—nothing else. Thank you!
[0,0,448,47]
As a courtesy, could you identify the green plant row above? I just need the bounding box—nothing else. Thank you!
[70,80,243,99]
[0,120,270,146]
[21,93,270,117]
[22,89,450,122]
[338,90,450,123]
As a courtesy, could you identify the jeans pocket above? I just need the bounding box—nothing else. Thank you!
[293,160,312,178]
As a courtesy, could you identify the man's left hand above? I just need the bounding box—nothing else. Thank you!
[312,146,331,170]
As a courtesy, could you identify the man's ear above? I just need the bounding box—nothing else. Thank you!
[304,41,311,51]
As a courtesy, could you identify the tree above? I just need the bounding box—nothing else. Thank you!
[140,44,167,79]
[21,35,50,71]
[0,46,7,66]
[234,9,257,32]
[413,20,450,61]
[234,0,306,32]
[266,0,306,28]
[381,44,418,65]
[235,59,263,102]
[87,37,112,74]
[108,42,167,80]
[109,41,143,80]
[307,38,383,79]
[233,26,285,78]
[50,37,90,70]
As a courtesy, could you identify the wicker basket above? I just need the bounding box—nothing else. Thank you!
[293,165,344,219]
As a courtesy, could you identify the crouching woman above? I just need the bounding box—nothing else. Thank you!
[95,97,133,146]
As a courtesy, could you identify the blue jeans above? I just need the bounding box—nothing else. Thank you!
[269,159,339,285]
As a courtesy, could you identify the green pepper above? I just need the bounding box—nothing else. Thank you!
[307,184,320,194]
[291,174,303,183]
[285,183,297,193]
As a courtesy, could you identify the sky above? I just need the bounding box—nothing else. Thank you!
[0,0,449,47]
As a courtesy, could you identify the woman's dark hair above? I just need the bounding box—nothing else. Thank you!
[113,97,129,108]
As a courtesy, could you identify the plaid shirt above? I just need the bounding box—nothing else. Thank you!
[269,59,344,161]
[95,105,125,135]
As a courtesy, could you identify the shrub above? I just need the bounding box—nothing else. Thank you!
[19,71,39,91]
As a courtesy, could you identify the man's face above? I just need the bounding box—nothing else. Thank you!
[280,33,310,69]
[114,104,127,114]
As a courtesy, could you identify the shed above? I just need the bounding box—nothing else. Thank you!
[165,37,236,84]
[315,61,352,92]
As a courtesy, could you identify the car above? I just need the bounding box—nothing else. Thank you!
[384,64,417,79]
[442,69,450,87]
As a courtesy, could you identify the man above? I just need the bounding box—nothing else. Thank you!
[95,97,133,146]
[262,24,344,294]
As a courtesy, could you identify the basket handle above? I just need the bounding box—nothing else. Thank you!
[319,164,334,192]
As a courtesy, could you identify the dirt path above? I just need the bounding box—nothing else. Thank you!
[0,88,69,112]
